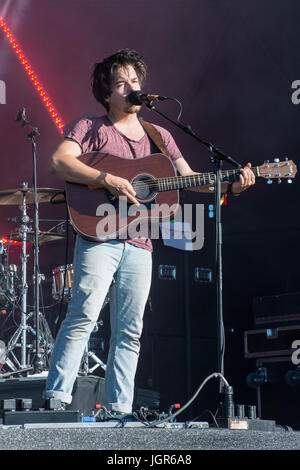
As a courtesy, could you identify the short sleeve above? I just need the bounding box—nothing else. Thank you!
[153,124,184,162]
[63,118,98,154]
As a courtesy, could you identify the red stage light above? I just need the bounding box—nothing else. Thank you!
[1,237,22,246]
[0,17,65,134]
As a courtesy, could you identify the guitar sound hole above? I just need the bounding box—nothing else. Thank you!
[132,174,158,203]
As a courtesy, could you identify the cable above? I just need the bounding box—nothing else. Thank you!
[190,409,220,428]
[144,372,229,428]
[94,406,127,427]
[168,97,183,122]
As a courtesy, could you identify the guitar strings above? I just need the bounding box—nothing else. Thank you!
[131,168,255,189]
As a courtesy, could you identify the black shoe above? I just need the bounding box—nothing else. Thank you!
[45,398,68,411]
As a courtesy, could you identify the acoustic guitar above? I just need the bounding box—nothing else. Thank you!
[65,152,297,241]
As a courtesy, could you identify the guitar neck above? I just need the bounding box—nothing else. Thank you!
[156,167,259,192]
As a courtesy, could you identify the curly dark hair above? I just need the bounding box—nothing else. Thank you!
[91,49,147,111]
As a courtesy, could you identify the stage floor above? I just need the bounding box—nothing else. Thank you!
[0,375,299,452]
[0,424,299,451]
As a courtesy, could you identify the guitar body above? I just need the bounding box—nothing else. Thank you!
[65,152,180,241]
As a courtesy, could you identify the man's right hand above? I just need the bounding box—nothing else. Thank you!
[101,173,140,206]
[49,140,140,206]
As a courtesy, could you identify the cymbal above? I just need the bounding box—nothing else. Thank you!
[0,188,65,205]
[7,231,65,245]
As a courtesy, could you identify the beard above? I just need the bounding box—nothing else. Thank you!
[126,103,141,114]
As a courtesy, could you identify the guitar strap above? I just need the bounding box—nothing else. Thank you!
[139,119,172,159]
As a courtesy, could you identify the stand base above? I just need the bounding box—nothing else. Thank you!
[0,367,34,378]
[216,417,276,431]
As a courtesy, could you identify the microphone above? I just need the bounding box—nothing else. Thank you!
[127,90,168,105]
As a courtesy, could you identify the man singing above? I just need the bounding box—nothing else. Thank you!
[44,49,255,415]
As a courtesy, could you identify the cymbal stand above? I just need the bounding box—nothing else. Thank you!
[0,195,55,377]
[19,183,31,368]
[1,183,33,373]
[16,108,44,374]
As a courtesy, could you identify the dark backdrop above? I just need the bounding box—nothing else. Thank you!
[0,0,300,425]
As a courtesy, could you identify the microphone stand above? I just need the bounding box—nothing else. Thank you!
[145,100,242,394]
[16,108,44,374]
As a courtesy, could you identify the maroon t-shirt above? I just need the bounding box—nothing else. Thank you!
[64,115,183,251]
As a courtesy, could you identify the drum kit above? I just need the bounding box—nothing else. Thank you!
[0,183,107,378]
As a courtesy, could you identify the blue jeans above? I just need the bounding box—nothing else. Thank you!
[45,237,152,413]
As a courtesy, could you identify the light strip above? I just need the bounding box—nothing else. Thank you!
[1,237,23,246]
[0,16,64,134]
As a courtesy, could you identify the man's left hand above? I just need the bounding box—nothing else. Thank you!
[231,162,255,194]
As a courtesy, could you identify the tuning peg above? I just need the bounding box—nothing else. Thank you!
[267,179,273,184]
[265,160,270,165]
[277,178,282,184]
[287,179,293,184]
[284,157,289,161]
[274,158,280,163]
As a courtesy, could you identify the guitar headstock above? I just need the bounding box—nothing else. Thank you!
[258,158,297,184]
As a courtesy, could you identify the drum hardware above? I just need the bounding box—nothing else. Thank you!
[0,339,6,369]
[0,296,55,377]
[38,219,68,234]
[56,221,68,233]
[0,187,65,206]
[80,320,107,375]
[0,262,19,307]
[1,303,55,376]
[1,105,65,378]
[0,240,19,308]
[0,183,34,374]
[23,310,53,362]
[9,231,65,246]
[17,182,31,370]
[52,264,74,303]
[3,107,66,375]
[80,346,107,375]
[0,180,64,377]
[19,109,51,375]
